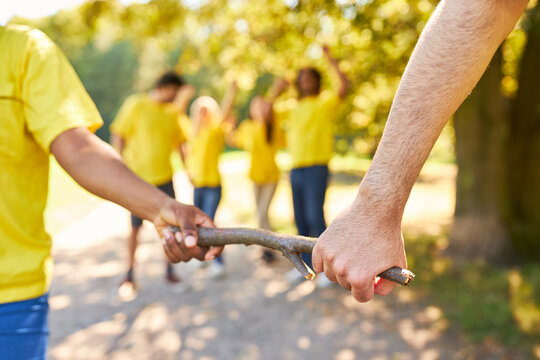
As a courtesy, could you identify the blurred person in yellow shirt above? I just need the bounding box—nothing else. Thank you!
[270,45,349,287]
[229,96,285,263]
[184,82,237,277]
[0,25,221,360]
[110,72,195,292]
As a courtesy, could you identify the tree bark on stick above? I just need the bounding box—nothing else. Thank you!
[170,226,415,286]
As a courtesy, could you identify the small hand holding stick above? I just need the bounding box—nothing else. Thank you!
[169,226,415,286]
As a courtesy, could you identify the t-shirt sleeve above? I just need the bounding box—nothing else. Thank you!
[110,96,138,138]
[234,121,251,150]
[320,90,341,111]
[21,29,103,152]
[273,121,286,149]
[169,113,187,148]
[274,108,290,131]
[212,124,226,153]
[176,114,188,145]
[178,115,192,138]
[273,99,296,131]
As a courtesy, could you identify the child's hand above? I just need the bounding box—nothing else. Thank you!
[153,199,223,262]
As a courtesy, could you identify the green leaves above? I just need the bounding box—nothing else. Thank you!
[14,0,439,152]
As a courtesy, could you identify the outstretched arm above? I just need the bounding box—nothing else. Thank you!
[312,0,528,302]
[51,127,223,262]
[323,45,349,99]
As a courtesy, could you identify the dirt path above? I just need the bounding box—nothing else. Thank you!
[47,162,468,360]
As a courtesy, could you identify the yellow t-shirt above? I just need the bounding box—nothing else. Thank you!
[281,90,340,168]
[0,25,103,303]
[235,120,284,184]
[110,93,186,185]
[186,122,225,188]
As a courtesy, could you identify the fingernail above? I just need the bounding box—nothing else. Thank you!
[185,235,196,247]
[175,232,183,243]
[162,229,173,240]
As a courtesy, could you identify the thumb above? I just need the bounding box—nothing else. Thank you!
[174,208,199,248]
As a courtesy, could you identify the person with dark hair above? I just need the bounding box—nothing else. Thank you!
[228,96,285,262]
[270,45,349,287]
[154,71,185,88]
[110,71,196,295]
[0,24,220,360]
[296,67,322,99]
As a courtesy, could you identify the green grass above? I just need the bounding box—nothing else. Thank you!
[405,230,540,355]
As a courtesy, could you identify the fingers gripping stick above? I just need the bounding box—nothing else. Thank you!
[168,226,415,286]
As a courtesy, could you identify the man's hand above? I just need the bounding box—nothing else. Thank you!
[312,199,406,303]
[153,199,224,263]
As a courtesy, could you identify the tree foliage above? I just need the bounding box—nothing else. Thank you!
[11,0,437,152]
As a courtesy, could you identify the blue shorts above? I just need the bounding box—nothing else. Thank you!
[0,294,49,360]
[131,180,176,227]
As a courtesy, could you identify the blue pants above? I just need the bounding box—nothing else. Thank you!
[194,186,223,264]
[0,294,49,360]
[290,165,329,269]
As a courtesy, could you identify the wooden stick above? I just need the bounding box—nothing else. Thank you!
[169,226,415,286]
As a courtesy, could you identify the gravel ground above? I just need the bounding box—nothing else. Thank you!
[47,199,465,360]
[46,163,521,360]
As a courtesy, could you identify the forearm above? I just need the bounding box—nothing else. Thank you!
[110,133,124,155]
[326,55,348,98]
[356,0,527,217]
[174,85,196,114]
[220,83,237,120]
[266,79,289,103]
[52,128,170,221]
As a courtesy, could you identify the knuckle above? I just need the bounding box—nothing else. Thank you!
[349,273,371,289]
[333,261,348,278]
[325,251,336,264]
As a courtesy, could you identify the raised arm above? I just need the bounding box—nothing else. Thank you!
[220,82,238,121]
[173,84,196,114]
[322,45,349,99]
[312,0,528,302]
[267,78,289,103]
[51,127,223,262]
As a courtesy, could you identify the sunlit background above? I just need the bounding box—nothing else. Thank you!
[3,0,539,359]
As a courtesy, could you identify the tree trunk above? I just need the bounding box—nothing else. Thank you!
[507,9,540,259]
[450,49,515,263]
